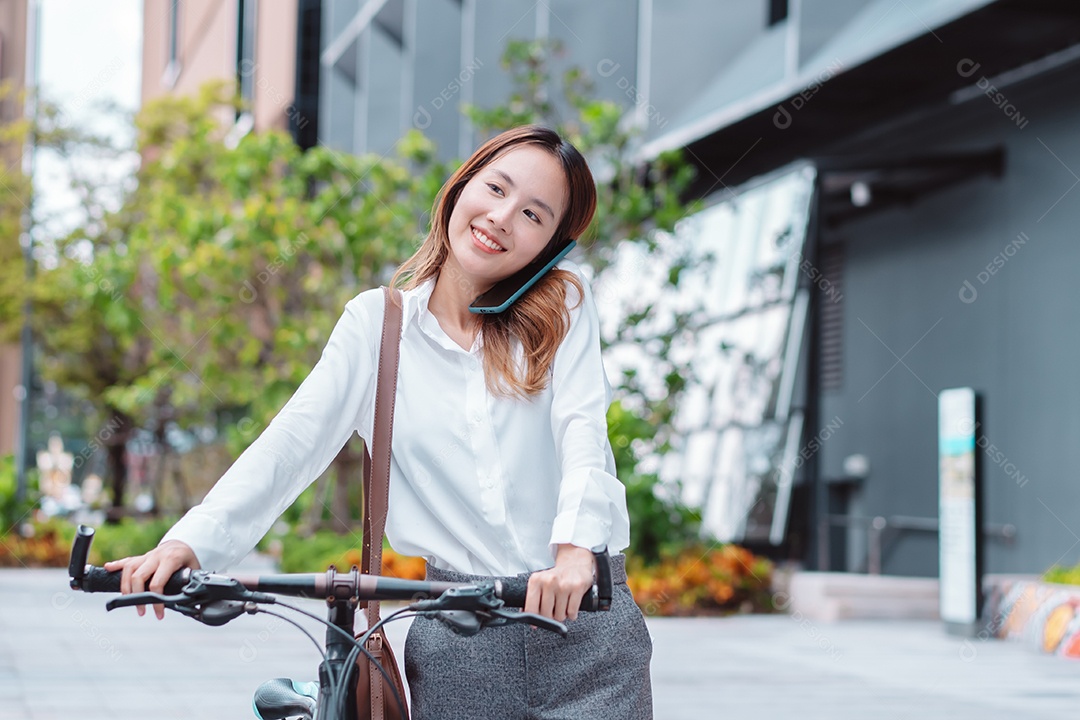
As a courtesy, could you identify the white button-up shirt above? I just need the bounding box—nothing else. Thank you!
[161,261,631,576]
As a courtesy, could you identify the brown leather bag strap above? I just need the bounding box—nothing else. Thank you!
[362,286,403,632]
[360,447,373,582]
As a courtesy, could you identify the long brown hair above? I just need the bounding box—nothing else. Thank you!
[391,126,597,398]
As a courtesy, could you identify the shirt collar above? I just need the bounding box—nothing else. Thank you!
[400,276,436,333]
[400,276,484,355]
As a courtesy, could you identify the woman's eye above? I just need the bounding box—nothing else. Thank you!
[487,183,503,195]
[524,209,540,223]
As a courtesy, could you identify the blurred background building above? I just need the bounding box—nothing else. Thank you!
[99,0,1080,580]
[142,0,305,137]
[0,0,30,460]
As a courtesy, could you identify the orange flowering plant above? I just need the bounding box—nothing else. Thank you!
[626,544,775,616]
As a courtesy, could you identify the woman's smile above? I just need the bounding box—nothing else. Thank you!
[471,225,507,253]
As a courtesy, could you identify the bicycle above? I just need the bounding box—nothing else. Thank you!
[67,525,614,720]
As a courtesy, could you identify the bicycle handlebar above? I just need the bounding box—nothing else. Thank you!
[68,525,609,720]
[69,525,613,612]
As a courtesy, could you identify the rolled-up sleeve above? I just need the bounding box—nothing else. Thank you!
[547,271,631,555]
[160,294,378,571]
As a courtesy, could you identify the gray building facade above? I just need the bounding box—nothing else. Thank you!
[814,56,1080,577]
[650,0,1080,580]
[317,0,778,160]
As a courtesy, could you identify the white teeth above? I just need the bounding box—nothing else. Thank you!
[472,227,505,251]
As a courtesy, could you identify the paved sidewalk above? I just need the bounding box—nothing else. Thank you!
[1,567,1076,719]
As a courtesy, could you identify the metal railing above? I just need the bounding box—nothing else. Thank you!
[820,514,1017,575]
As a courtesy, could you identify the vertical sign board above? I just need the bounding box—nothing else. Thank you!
[938,388,982,635]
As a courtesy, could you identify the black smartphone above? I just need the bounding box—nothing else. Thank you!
[468,240,577,314]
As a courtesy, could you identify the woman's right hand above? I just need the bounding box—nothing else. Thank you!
[103,540,200,620]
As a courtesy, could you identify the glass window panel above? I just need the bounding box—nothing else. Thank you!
[598,165,815,543]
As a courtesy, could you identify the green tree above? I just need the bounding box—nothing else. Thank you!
[28,81,449,522]
[0,84,134,515]
[0,82,30,346]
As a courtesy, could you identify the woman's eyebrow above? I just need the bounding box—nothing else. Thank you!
[491,168,556,220]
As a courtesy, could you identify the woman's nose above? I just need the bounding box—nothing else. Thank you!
[487,203,513,233]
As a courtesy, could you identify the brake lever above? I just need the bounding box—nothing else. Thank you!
[104,573,273,627]
[106,591,187,611]
[481,607,568,637]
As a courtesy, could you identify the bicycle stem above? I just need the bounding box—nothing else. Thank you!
[318,594,359,717]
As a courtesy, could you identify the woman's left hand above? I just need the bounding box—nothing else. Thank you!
[525,544,596,622]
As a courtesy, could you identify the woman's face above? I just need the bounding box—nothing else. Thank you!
[445,144,568,291]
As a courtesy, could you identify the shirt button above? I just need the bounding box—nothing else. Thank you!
[471,413,482,424]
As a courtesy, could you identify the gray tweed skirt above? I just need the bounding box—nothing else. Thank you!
[404,554,654,719]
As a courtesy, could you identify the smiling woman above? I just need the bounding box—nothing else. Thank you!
[106,125,653,719]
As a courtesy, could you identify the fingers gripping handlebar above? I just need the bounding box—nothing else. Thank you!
[69,525,191,594]
[410,547,612,637]
[496,545,614,612]
[75,565,192,594]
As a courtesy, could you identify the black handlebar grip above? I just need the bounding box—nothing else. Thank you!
[79,566,191,594]
[69,525,95,581]
[79,566,123,593]
[497,577,528,608]
[497,577,599,611]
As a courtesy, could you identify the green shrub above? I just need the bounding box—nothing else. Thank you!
[1044,564,1080,586]
[0,517,75,567]
[0,454,37,531]
[608,402,703,566]
[0,515,179,568]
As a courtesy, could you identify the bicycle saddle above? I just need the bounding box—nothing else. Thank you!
[252,677,319,720]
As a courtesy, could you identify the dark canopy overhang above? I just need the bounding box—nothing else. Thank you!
[660,0,1080,206]
[817,149,1004,228]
